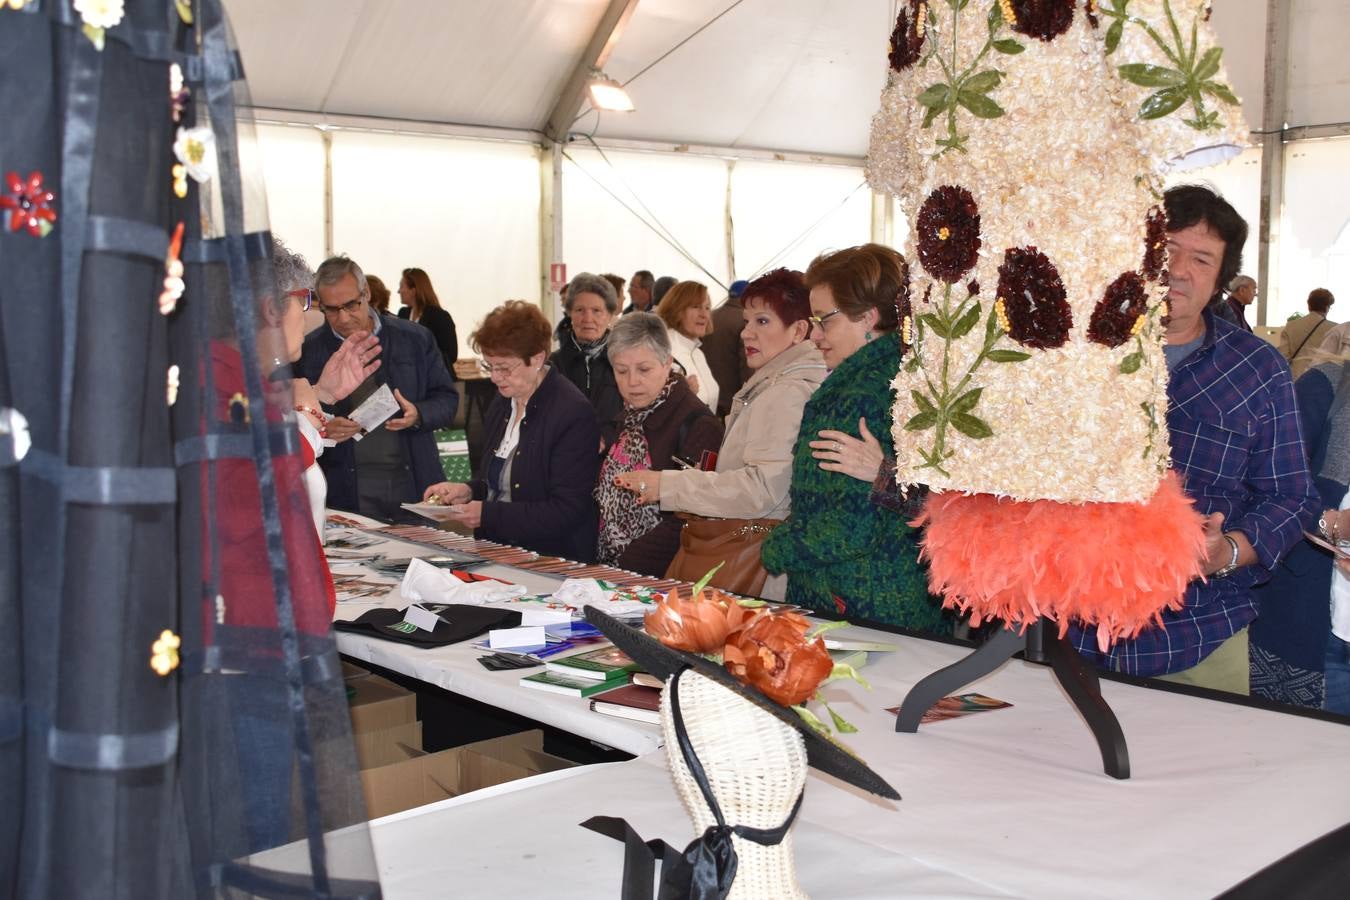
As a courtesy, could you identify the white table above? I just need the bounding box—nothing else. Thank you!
[329,532,665,755]
[360,626,1350,899]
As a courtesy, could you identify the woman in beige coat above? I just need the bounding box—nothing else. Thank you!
[615,269,826,600]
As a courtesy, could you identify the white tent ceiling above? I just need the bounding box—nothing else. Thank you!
[221,0,1350,160]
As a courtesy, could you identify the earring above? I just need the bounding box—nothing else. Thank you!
[864,332,873,342]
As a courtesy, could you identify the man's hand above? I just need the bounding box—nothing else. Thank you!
[385,389,420,431]
[315,331,381,404]
[325,416,362,443]
[1199,512,1255,576]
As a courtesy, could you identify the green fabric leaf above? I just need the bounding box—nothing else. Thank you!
[1118,63,1185,88]
[951,387,983,414]
[829,663,872,690]
[691,562,724,596]
[1104,19,1124,55]
[993,39,1025,55]
[1118,352,1143,374]
[964,70,1003,94]
[957,90,1005,119]
[950,412,994,439]
[950,304,982,339]
[910,390,936,414]
[986,0,1001,32]
[920,312,950,339]
[1139,86,1187,120]
[985,303,1000,341]
[904,410,940,432]
[827,703,859,734]
[809,619,852,639]
[922,103,944,129]
[986,349,1032,362]
[793,704,831,735]
[1200,80,1238,105]
[1194,46,1223,81]
[917,83,952,109]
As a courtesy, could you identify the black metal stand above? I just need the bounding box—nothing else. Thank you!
[896,618,1130,779]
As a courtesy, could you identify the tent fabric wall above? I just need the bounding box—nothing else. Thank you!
[1279,136,1350,324]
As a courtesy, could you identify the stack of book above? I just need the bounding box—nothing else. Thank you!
[519,646,640,698]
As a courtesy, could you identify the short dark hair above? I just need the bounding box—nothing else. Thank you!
[1309,288,1335,315]
[741,268,811,327]
[632,270,654,292]
[1164,185,1247,303]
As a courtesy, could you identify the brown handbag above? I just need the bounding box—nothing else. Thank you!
[664,513,779,596]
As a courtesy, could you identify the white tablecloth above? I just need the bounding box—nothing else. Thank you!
[362,628,1350,899]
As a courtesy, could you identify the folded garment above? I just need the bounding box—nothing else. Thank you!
[400,557,526,605]
[334,604,521,647]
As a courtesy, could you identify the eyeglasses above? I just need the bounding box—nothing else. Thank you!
[286,288,315,312]
[319,296,365,318]
[479,359,525,378]
[807,308,844,330]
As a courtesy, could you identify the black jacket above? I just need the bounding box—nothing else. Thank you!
[298,313,458,513]
[414,305,458,376]
[471,366,601,561]
[549,320,622,446]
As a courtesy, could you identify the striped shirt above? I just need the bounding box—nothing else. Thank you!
[1071,310,1319,676]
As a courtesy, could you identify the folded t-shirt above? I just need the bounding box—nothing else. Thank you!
[334,604,521,647]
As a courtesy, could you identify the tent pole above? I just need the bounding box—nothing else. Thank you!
[1255,0,1290,328]
[540,141,564,323]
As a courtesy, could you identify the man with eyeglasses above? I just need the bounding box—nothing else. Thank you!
[298,255,457,522]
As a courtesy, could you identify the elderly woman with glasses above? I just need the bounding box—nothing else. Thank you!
[424,301,600,561]
[596,313,724,575]
[760,243,942,631]
[552,272,623,446]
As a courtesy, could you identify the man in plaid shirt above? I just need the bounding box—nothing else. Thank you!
[1072,186,1318,693]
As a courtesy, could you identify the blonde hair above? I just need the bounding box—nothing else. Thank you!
[658,281,713,338]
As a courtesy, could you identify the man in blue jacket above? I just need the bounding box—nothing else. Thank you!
[299,256,458,522]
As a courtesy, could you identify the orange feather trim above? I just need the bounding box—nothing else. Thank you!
[912,472,1207,652]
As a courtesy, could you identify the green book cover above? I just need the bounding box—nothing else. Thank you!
[545,646,641,681]
[520,669,629,698]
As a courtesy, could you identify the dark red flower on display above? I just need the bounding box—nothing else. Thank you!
[1088,272,1149,348]
[1142,205,1168,282]
[916,185,981,284]
[1,171,57,238]
[722,611,832,707]
[995,246,1073,349]
[887,2,926,72]
[1007,0,1076,42]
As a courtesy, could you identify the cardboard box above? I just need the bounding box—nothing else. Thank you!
[342,659,372,681]
[356,727,578,819]
[347,673,416,734]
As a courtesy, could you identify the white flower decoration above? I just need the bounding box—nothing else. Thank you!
[73,0,125,30]
[172,126,218,184]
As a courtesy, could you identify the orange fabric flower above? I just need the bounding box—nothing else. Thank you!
[722,612,832,707]
[644,585,752,654]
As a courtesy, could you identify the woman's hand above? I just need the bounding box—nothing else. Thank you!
[423,481,472,505]
[445,500,483,529]
[615,470,661,504]
[685,374,701,396]
[325,416,362,442]
[811,417,884,483]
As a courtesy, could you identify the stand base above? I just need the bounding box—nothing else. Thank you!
[897,618,1130,779]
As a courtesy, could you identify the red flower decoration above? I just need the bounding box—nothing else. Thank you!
[888,1,926,72]
[722,611,832,707]
[916,185,982,284]
[1,171,57,237]
[996,246,1073,349]
[1087,272,1148,348]
[1008,0,1076,42]
[644,584,753,655]
[1141,205,1168,282]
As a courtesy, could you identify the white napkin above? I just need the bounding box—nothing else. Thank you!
[551,578,650,617]
[399,558,526,605]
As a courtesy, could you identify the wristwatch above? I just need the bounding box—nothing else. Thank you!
[1212,533,1241,578]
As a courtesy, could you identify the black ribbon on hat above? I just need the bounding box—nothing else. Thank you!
[580,665,804,900]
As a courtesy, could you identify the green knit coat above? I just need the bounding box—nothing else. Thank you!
[761,333,943,630]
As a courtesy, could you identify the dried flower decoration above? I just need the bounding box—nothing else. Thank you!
[169,63,190,123]
[171,164,188,199]
[643,579,753,655]
[722,612,833,707]
[887,1,927,72]
[1141,205,1168,281]
[74,0,125,50]
[173,126,218,184]
[1087,271,1148,348]
[158,222,186,314]
[1,171,57,238]
[995,246,1072,349]
[1006,0,1075,41]
[916,185,981,284]
[150,629,181,676]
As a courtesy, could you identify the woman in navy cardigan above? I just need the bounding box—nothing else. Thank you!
[424,301,600,562]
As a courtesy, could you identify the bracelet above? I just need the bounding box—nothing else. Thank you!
[1213,533,1241,578]
[295,404,328,438]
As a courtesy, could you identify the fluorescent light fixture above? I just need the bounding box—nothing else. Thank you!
[587,70,634,112]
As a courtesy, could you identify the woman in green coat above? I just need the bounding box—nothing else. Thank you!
[761,243,945,632]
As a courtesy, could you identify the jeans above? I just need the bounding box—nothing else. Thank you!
[1324,632,1350,716]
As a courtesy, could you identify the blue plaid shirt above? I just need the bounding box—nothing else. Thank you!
[1071,310,1318,676]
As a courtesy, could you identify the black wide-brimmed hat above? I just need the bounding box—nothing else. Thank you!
[583,606,900,800]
